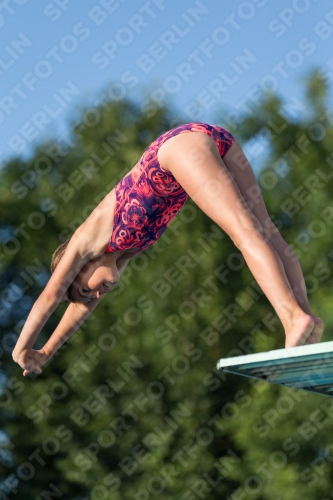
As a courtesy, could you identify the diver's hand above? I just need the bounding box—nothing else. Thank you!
[12,347,49,376]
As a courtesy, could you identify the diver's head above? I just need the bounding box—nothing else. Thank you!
[50,239,119,304]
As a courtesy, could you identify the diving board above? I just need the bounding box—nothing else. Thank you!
[216,341,333,397]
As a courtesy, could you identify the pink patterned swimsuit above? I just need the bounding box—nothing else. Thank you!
[105,122,235,254]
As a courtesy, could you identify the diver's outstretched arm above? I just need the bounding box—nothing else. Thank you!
[12,226,102,358]
[12,297,102,375]
[43,297,102,357]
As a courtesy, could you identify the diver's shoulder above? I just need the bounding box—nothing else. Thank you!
[75,189,117,258]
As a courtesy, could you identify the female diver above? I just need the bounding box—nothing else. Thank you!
[12,122,324,375]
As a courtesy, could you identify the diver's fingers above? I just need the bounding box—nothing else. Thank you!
[23,367,42,376]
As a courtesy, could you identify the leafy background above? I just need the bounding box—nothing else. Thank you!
[1,73,333,499]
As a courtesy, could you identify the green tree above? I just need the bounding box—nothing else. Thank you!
[211,71,333,499]
[1,72,332,499]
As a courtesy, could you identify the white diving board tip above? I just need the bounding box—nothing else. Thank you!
[216,340,333,397]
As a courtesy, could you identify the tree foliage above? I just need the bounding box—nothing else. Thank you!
[1,73,333,499]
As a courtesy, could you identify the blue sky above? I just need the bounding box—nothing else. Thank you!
[1,0,332,168]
